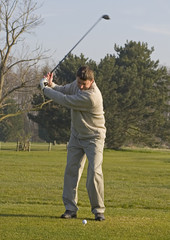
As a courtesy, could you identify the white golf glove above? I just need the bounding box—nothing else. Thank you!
[40,78,48,90]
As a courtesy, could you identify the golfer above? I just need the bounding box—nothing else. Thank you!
[40,66,106,221]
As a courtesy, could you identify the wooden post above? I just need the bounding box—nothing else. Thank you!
[48,142,52,151]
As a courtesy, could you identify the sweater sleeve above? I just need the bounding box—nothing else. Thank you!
[44,87,92,110]
[51,80,76,95]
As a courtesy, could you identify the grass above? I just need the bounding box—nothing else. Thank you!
[0,144,170,240]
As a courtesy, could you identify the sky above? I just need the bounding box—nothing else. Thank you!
[27,0,170,68]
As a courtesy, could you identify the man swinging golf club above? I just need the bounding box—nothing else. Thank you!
[40,66,106,221]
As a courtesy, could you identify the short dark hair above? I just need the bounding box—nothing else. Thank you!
[76,66,94,81]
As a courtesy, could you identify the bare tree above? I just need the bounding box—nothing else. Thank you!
[0,0,48,122]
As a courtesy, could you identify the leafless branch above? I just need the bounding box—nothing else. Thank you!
[0,99,52,122]
[0,0,50,122]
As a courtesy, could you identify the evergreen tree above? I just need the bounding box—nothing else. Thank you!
[53,53,97,85]
[29,42,170,148]
[0,99,24,142]
[102,41,170,148]
[29,94,71,143]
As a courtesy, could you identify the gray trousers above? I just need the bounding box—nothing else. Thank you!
[62,134,105,214]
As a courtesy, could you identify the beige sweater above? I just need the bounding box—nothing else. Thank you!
[44,80,106,139]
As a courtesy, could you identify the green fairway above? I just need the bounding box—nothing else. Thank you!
[0,145,170,240]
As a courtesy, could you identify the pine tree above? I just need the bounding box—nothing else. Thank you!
[102,41,170,148]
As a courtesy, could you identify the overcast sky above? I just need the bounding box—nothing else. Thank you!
[27,0,170,68]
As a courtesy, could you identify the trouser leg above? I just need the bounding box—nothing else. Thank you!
[62,135,86,212]
[85,138,105,214]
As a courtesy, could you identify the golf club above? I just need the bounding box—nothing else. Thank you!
[50,14,110,73]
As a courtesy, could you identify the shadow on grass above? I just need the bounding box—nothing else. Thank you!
[0,213,94,221]
[0,213,60,219]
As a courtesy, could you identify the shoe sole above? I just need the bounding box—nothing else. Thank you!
[95,217,105,221]
[61,214,77,219]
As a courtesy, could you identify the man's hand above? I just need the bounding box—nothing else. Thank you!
[40,72,53,90]
[40,78,48,90]
[46,72,53,87]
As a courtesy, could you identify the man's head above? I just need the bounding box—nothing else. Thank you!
[76,66,94,90]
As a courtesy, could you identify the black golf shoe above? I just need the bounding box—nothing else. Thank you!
[95,213,105,221]
[61,210,77,219]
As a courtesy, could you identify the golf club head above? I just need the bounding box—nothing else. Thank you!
[102,15,110,20]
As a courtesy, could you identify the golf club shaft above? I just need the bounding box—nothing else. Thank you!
[51,16,108,73]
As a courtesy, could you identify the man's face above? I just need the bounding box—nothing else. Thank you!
[77,77,94,90]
